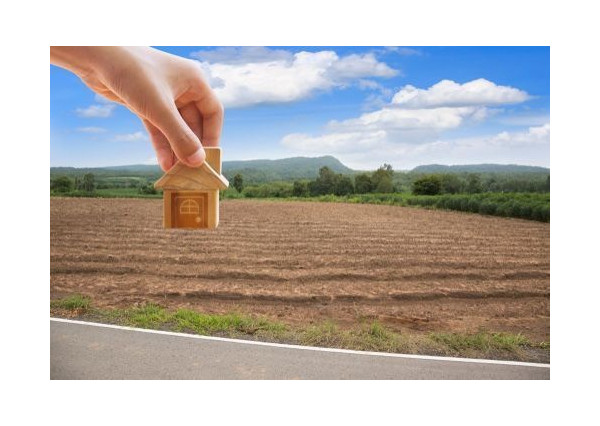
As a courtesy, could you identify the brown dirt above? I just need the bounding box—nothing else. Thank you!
[50,198,550,342]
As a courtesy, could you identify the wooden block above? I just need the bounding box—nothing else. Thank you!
[154,148,228,229]
[163,189,173,228]
[204,147,222,174]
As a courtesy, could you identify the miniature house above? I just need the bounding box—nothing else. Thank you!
[154,147,229,229]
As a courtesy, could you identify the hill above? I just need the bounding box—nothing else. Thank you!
[222,156,353,183]
[51,156,355,184]
[411,164,549,174]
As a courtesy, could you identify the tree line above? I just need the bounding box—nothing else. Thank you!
[51,173,158,195]
[233,165,549,198]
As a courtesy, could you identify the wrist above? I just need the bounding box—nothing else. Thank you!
[50,46,129,80]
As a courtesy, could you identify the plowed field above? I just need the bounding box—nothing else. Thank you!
[50,198,550,342]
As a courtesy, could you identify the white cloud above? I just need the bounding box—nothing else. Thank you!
[329,106,486,133]
[193,48,398,108]
[282,130,388,154]
[113,131,148,142]
[392,78,529,108]
[76,104,116,118]
[358,79,385,90]
[469,123,550,147]
[289,124,550,170]
[76,126,107,133]
[280,78,541,169]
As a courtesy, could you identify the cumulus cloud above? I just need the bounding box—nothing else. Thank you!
[466,123,550,147]
[290,124,550,170]
[280,78,541,168]
[391,78,529,108]
[113,131,148,142]
[76,126,107,133]
[283,105,491,153]
[76,104,116,118]
[192,48,398,108]
[282,130,388,154]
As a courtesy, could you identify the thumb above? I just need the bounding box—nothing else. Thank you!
[152,104,206,167]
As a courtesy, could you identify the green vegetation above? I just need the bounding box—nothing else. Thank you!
[50,294,92,311]
[223,191,550,222]
[232,173,244,193]
[51,158,550,222]
[51,295,549,362]
[430,331,532,352]
[413,175,442,195]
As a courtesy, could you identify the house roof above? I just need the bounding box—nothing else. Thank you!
[154,161,229,191]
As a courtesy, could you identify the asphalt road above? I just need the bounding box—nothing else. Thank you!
[50,319,549,380]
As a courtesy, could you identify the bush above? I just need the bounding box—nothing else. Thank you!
[413,175,442,195]
[138,182,157,195]
[292,180,310,197]
[51,176,73,193]
[354,173,373,194]
[334,176,354,196]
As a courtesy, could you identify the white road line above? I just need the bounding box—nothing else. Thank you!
[50,317,550,368]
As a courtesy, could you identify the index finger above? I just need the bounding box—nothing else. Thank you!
[195,94,224,147]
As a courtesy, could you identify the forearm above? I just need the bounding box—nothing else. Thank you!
[50,46,129,78]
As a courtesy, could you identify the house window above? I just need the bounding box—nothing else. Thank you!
[180,199,200,214]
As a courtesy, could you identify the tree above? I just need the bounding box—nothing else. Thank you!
[466,173,483,194]
[334,176,354,196]
[354,173,373,193]
[292,180,309,197]
[51,176,73,193]
[371,164,394,193]
[82,173,96,193]
[310,166,337,195]
[440,174,463,194]
[233,173,244,193]
[412,175,442,195]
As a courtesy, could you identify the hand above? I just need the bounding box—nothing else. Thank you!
[50,46,223,171]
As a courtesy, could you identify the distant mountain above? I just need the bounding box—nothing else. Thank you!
[50,155,355,184]
[51,159,550,185]
[222,156,354,183]
[411,164,550,174]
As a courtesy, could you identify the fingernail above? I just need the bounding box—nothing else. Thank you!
[185,148,205,167]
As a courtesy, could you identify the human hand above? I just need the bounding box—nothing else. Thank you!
[50,46,223,171]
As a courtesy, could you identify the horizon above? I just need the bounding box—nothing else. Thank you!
[49,155,550,173]
[51,46,550,170]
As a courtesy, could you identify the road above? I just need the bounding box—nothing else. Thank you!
[50,318,549,380]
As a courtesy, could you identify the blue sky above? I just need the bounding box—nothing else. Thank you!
[50,46,549,170]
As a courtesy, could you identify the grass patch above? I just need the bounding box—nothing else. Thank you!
[171,309,287,338]
[300,320,433,354]
[50,295,548,362]
[429,331,532,353]
[50,294,91,311]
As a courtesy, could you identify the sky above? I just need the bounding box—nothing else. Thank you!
[50,46,549,170]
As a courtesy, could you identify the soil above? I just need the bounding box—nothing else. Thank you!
[50,198,550,343]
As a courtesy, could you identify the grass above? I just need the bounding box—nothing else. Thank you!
[50,294,91,311]
[50,295,549,362]
[429,331,532,352]
[223,192,550,222]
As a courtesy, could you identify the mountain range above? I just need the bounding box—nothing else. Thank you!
[51,156,549,183]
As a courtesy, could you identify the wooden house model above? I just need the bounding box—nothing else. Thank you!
[154,147,229,229]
